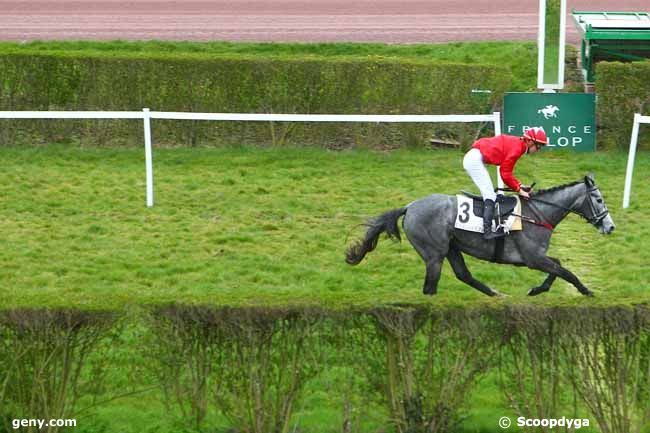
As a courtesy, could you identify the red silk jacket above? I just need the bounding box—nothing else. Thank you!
[472,135,527,191]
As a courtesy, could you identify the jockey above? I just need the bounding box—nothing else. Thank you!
[463,127,548,240]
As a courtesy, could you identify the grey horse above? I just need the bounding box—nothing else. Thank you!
[346,175,615,297]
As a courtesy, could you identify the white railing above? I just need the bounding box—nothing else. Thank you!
[623,113,650,208]
[0,109,502,207]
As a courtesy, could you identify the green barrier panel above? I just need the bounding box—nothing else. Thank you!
[504,92,596,152]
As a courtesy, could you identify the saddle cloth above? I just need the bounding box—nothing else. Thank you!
[454,194,523,234]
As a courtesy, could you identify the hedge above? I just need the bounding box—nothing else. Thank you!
[2,305,650,433]
[596,60,650,150]
[0,49,512,149]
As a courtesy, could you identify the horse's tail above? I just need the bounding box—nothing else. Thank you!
[345,207,408,265]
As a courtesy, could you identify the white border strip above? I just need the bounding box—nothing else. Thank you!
[150,112,498,123]
[537,0,567,90]
[0,111,498,123]
[623,113,650,208]
[143,109,154,208]
[0,111,144,119]
[537,0,547,89]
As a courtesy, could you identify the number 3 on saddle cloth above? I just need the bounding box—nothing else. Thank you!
[454,193,523,235]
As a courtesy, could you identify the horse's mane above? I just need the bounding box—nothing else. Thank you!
[534,179,584,195]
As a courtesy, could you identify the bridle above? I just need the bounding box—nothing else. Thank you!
[579,184,610,226]
[525,181,610,228]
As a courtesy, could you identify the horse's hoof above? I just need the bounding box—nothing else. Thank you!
[493,291,509,298]
[582,290,594,297]
[422,286,437,296]
[528,286,548,296]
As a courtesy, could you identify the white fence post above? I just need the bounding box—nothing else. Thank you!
[623,113,641,209]
[493,111,505,189]
[143,108,154,208]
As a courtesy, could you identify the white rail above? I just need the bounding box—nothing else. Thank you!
[0,111,144,119]
[623,113,650,208]
[0,109,502,207]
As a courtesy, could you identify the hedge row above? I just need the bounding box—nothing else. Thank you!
[0,50,512,149]
[2,305,649,433]
[596,61,650,150]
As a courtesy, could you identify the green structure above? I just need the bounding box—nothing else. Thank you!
[504,92,596,152]
[572,10,650,83]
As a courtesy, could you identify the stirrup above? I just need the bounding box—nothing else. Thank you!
[483,228,506,240]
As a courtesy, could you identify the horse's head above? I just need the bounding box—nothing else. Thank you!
[580,175,615,235]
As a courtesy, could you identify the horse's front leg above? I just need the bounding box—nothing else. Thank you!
[447,245,501,297]
[528,257,561,296]
[525,256,593,297]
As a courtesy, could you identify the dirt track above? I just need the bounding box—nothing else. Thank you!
[0,0,647,44]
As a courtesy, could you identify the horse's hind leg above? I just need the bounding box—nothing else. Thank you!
[423,256,444,295]
[528,257,561,296]
[402,200,453,296]
[447,245,500,297]
[404,231,446,295]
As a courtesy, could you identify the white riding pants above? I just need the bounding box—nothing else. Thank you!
[463,148,496,201]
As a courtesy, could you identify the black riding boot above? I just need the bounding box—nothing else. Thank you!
[482,199,500,240]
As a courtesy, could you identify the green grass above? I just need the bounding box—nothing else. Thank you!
[1,144,648,310]
[1,144,645,433]
[0,40,539,90]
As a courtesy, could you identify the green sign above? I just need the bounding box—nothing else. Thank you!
[503,92,596,152]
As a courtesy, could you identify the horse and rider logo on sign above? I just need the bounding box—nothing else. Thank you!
[537,104,559,119]
[504,92,596,151]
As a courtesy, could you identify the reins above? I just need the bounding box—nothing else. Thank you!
[496,185,556,230]
[515,199,556,230]
[495,182,609,231]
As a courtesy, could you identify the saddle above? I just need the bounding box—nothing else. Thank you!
[459,192,521,263]
[461,191,519,220]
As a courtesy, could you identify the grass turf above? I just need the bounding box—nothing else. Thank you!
[0,144,648,310]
